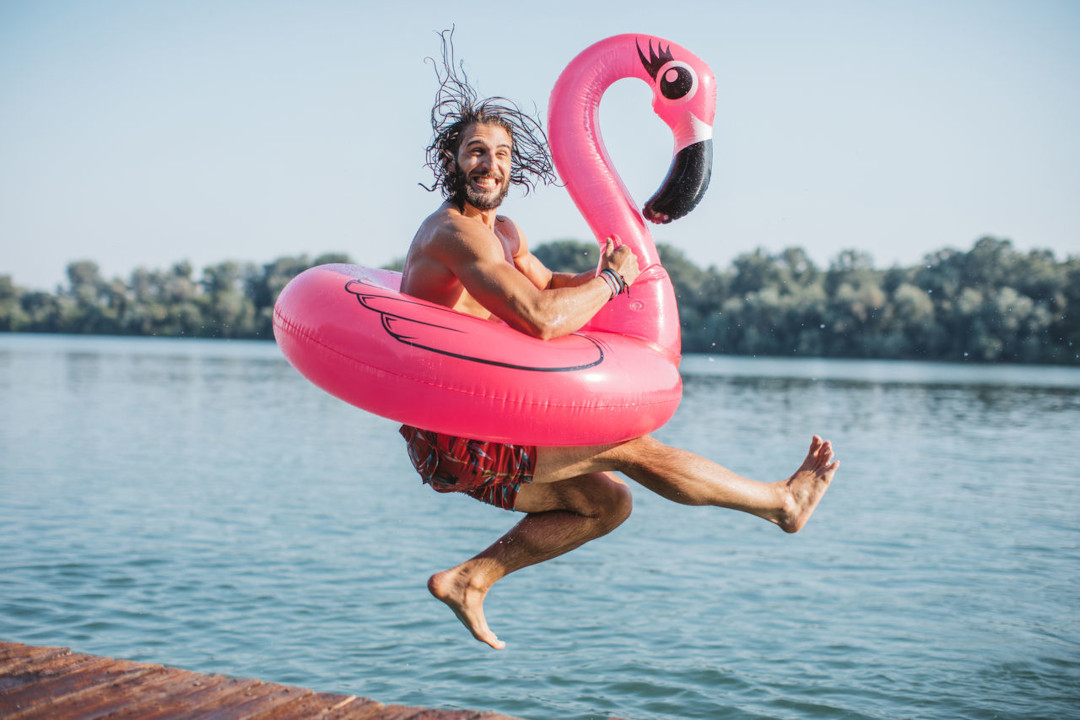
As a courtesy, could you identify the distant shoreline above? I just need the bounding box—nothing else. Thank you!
[4,330,1079,371]
[2,236,1077,365]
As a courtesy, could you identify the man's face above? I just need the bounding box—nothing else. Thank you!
[452,122,512,211]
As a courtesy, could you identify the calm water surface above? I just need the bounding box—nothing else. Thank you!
[1,334,1078,719]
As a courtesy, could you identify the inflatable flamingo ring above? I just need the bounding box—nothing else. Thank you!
[273,35,716,446]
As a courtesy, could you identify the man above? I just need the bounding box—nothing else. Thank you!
[399,47,838,650]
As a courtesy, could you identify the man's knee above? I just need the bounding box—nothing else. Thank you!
[584,474,633,531]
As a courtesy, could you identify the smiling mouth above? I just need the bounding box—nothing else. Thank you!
[471,175,501,190]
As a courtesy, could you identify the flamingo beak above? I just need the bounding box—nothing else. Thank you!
[643,138,712,224]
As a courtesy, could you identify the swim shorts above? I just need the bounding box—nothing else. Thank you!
[399,425,537,510]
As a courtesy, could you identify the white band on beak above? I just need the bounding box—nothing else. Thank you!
[672,113,713,153]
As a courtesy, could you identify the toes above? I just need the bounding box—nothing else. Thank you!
[476,627,505,650]
[816,438,834,465]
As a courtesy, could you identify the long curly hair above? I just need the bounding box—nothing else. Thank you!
[423,28,557,206]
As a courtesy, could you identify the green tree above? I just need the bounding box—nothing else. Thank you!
[200,261,257,338]
[532,239,598,274]
[0,276,28,331]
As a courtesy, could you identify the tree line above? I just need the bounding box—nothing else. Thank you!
[539,236,1080,365]
[2,236,1077,364]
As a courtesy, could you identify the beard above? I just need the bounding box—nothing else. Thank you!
[451,168,510,211]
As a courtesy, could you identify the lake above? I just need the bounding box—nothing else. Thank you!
[1,333,1077,719]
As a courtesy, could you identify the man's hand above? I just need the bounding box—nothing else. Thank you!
[599,236,641,288]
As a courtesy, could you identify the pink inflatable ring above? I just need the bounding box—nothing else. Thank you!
[273,35,716,445]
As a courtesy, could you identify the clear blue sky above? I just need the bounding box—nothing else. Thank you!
[2,0,1078,290]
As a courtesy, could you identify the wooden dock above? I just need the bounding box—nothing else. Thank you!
[0,641,522,719]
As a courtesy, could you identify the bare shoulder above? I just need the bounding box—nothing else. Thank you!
[495,214,524,241]
[494,215,528,259]
[402,207,479,302]
[424,209,508,263]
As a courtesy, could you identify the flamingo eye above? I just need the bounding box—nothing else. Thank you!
[658,61,697,102]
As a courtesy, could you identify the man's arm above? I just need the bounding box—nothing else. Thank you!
[547,270,601,290]
[436,219,638,340]
[509,225,596,292]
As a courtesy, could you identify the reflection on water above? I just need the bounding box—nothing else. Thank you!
[1,334,1078,720]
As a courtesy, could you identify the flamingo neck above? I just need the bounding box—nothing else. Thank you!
[548,36,659,268]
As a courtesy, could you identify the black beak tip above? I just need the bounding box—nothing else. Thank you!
[643,139,713,224]
[642,205,672,224]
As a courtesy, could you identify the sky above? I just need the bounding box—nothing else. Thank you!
[1,0,1078,291]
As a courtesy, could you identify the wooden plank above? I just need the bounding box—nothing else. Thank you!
[322,702,506,720]
[244,691,374,720]
[0,646,71,682]
[0,648,95,693]
[0,644,69,666]
[0,658,145,717]
[185,682,312,720]
[61,666,204,720]
[381,709,485,720]
[95,673,262,720]
[6,666,170,720]
[321,700,403,720]
[0,652,113,696]
[0,643,526,720]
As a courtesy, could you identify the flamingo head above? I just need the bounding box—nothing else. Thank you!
[635,38,717,224]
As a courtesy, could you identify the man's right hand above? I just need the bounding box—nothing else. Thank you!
[600,236,641,288]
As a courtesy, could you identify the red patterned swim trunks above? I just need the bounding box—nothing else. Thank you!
[399,425,537,510]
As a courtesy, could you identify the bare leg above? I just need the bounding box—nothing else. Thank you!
[430,435,837,648]
[428,472,632,649]
[535,434,839,533]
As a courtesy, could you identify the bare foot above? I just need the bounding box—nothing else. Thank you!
[428,566,505,650]
[776,435,839,533]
